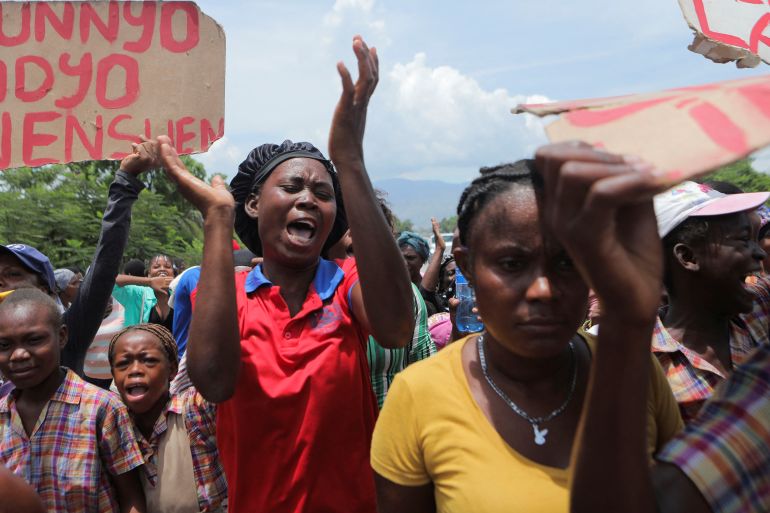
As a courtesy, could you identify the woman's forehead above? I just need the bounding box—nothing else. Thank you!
[476,188,541,232]
[469,187,570,251]
[270,158,332,183]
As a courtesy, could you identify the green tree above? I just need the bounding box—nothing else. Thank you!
[439,215,457,232]
[700,158,770,193]
[393,215,413,233]
[0,158,208,270]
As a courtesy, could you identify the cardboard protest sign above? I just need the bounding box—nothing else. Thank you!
[0,1,225,170]
[514,74,770,184]
[678,0,770,68]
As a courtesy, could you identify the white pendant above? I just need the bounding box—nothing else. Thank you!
[533,425,548,445]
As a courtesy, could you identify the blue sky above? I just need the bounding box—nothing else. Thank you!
[191,0,770,183]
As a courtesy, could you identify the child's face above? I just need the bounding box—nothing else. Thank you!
[0,302,65,389]
[111,331,175,414]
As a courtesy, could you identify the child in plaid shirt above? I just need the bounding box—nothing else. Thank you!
[0,288,145,513]
[109,323,226,513]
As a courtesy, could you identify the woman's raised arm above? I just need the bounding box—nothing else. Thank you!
[158,135,240,403]
[329,36,414,349]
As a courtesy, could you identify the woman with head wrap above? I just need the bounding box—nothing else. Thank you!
[154,36,414,513]
[54,268,82,310]
[398,229,443,315]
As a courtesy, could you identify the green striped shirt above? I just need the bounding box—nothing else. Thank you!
[367,283,436,408]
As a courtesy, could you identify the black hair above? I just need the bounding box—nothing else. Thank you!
[65,266,83,276]
[123,259,146,277]
[0,288,62,330]
[456,160,542,248]
[375,189,396,232]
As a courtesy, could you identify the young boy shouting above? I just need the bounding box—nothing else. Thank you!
[0,289,145,513]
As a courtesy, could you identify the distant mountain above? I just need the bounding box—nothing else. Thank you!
[374,178,468,230]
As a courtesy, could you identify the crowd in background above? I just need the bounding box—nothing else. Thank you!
[1,36,769,513]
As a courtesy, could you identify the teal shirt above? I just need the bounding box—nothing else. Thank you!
[112,284,156,327]
[367,283,436,408]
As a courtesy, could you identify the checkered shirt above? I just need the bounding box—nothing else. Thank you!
[656,341,770,513]
[135,386,226,512]
[653,277,770,423]
[0,369,144,513]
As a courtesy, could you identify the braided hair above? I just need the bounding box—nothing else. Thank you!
[456,160,542,248]
[108,323,179,368]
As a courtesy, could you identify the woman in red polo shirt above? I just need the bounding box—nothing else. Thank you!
[155,36,415,513]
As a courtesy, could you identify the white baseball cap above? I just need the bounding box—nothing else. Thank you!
[654,181,770,238]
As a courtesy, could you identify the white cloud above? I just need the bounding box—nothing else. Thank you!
[192,136,242,177]
[324,0,375,27]
[366,53,550,182]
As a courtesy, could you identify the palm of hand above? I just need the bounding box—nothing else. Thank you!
[157,135,234,217]
[329,36,378,166]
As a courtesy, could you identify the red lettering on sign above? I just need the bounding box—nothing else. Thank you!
[749,13,770,54]
[35,3,74,42]
[0,3,31,47]
[167,120,175,144]
[736,83,770,120]
[0,62,6,103]
[0,113,10,169]
[200,118,224,149]
[123,2,156,53]
[107,114,140,158]
[689,102,748,154]
[96,54,139,109]
[55,53,93,109]
[565,97,673,127]
[79,1,119,44]
[23,111,62,167]
[692,0,750,49]
[160,2,199,53]
[144,118,152,140]
[175,116,195,153]
[65,114,103,161]
[16,56,54,103]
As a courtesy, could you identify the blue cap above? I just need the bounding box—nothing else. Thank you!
[0,244,57,293]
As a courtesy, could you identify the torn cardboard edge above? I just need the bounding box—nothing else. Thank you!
[512,74,770,185]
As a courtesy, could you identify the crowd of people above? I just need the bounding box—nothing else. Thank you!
[1,35,769,513]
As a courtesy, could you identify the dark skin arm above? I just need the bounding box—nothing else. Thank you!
[112,468,146,513]
[158,135,238,403]
[535,142,666,513]
[652,463,711,513]
[0,465,45,513]
[114,275,172,295]
[374,473,436,513]
[331,36,414,349]
[420,218,445,293]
